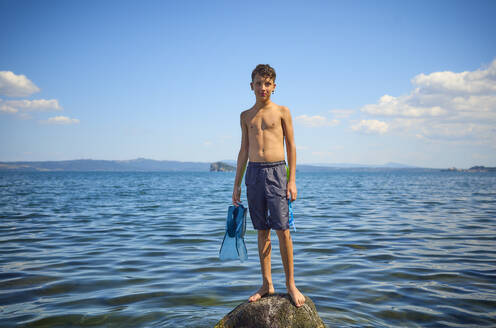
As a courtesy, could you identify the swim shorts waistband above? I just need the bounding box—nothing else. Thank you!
[247,160,286,168]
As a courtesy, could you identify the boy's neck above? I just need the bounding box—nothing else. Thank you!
[254,97,273,109]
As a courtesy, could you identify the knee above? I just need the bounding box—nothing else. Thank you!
[258,229,271,241]
[276,229,291,242]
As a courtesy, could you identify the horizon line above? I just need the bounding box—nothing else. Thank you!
[0,157,488,170]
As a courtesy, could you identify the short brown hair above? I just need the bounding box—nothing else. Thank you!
[251,64,276,82]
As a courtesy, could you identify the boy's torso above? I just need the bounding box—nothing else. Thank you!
[243,103,286,163]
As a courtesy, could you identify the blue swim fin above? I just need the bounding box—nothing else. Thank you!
[286,165,296,232]
[288,200,296,232]
[219,204,248,262]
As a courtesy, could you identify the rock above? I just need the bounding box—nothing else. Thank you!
[210,162,236,172]
[215,293,326,328]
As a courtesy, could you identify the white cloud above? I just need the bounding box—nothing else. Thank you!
[0,99,18,113]
[295,115,339,127]
[362,59,496,119]
[0,99,62,113]
[412,62,496,94]
[362,94,447,117]
[352,119,389,134]
[41,116,80,125]
[0,72,74,125]
[0,71,40,97]
[358,59,496,142]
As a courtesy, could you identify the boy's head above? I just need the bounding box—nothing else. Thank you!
[251,64,276,98]
[251,64,276,82]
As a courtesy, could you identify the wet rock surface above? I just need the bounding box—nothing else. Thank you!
[215,293,326,328]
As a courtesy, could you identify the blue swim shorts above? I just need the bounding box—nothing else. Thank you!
[245,161,289,230]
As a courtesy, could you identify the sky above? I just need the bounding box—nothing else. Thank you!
[1,0,495,168]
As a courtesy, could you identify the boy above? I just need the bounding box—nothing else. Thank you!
[232,64,305,307]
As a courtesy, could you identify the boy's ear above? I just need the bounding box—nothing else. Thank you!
[250,82,254,90]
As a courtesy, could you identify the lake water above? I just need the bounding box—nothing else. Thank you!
[0,170,495,327]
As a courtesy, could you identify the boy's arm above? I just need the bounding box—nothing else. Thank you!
[282,106,297,201]
[232,112,249,206]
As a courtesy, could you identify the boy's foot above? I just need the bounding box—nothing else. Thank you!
[287,285,305,307]
[248,284,274,302]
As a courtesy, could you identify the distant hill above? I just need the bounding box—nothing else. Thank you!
[0,158,209,172]
[0,158,435,172]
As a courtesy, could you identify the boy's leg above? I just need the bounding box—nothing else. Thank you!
[276,229,305,307]
[249,229,275,302]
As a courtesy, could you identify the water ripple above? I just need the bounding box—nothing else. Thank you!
[0,170,495,327]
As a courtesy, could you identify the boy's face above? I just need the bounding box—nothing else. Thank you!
[250,74,276,100]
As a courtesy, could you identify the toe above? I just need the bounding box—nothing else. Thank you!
[248,292,261,302]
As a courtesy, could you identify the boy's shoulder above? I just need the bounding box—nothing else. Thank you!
[273,104,291,119]
[278,104,290,113]
[270,103,291,114]
[240,108,251,123]
[240,107,252,116]
[269,102,289,111]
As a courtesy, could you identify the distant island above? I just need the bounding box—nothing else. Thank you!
[210,162,235,172]
[441,166,496,172]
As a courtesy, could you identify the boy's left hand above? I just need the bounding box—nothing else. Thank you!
[287,181,297,202]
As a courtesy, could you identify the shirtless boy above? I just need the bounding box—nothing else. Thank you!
[232,64,305,307]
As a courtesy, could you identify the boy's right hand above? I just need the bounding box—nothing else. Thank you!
[232,186,241,206]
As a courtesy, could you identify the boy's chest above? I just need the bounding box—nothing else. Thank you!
[247,112,281,132]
